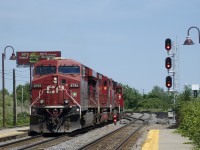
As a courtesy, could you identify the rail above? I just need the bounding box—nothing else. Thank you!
[78,113,146,150]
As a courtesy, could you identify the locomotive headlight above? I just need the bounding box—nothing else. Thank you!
[40,99,44,104]
[51,90,55,94]
[64,99,69,104]
[53,77,58,84]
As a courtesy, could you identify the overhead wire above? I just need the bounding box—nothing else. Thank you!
[0,69,30,77]
[0,75,29,82]
[0,75,13,81]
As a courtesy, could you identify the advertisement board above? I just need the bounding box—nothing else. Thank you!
[16,51,61,67]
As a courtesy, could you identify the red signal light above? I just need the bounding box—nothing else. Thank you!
[165,57,172,69]
[166,45,170,50]
[166,76,172,88]
[165,38,172,51]
[113,115,117,125]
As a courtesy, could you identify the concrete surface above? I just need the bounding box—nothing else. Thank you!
[159,129,193,150]
[142,129,193,150]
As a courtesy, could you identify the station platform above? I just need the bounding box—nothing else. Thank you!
[142,129,193,150]
[0,126,29,141]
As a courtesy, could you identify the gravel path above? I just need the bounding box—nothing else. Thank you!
[46,123,125,150]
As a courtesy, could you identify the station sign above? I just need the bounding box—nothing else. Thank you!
[16,51,61,67]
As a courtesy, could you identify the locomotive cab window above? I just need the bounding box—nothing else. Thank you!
[35,66,56,75]
[58,66,80,74]
[116,88,122,94]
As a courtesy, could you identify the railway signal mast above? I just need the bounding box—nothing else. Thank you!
[165,38,179,124]
[165,38,173,91]
[165,38,179,91]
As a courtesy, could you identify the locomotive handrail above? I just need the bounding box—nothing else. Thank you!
[89,91,100,113]
[30,90,44,114]
[89,97,98,106]
[64,90,81,108]
[65,90,82,117]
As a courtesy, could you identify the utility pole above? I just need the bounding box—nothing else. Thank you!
[2,53,5,127]
[13,69,16,126]
[21,87,23,112]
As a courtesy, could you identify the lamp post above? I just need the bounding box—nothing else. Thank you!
[183,27,200,99]
[183,26,200,45]
[2,46,16,127]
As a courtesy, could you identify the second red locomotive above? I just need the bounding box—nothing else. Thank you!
[30,58,124,133]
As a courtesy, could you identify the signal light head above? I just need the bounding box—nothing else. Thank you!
[165,57,172,70]
[165,38,172,51]
[113,115,117,125]
[166,76,172,88]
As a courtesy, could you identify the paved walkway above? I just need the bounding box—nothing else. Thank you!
[142,129,193,150]
[0,126,29,139]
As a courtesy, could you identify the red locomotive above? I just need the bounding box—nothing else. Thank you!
[30,58,124,133]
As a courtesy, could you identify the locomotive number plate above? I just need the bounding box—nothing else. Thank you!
[70,83,79,88]
[33,84,42,88]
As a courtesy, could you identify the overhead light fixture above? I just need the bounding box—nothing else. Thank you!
[183,26,200,45]
[183,36,194,45]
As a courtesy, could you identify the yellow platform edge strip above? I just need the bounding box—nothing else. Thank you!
[142,129,159,150]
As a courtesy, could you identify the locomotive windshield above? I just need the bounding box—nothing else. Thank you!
[58,66,80,74]
[35,66,56,75]
[116,88,122,94]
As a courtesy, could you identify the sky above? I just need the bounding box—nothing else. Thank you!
[0,0,200,94]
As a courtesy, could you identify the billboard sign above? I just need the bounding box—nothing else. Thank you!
[16,51,61,67]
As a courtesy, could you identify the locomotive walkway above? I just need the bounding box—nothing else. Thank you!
[142,129,193,150]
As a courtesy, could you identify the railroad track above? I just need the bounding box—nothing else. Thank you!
[0,113,148,149]
[0,135,44,149]
[0,134,73,150]
[78,113,148,150]
[0,121,113,149]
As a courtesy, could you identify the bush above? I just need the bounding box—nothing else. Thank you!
[17,112,30,126]
[177,100,200,147]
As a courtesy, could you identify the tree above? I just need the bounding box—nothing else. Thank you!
[123,85,142,110]
[122,85,172,111]
[16,82,30,109]
[0,89,10,96]
[181,85,192,102]
[147,86,172,109]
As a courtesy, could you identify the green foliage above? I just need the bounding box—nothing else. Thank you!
[0,89,10,96]
[17,112,30,126]
[176,85,200,148]
[16,82,30,105]
[177,100,200,147]
[138,98,165,110]
[123,85,141,110]
[0,85,30,128]
[123,85,171,111]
